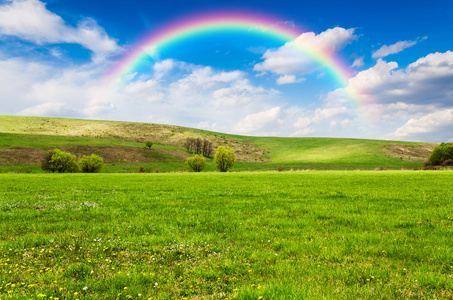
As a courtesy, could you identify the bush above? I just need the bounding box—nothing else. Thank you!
[214,146,236,172]
[185,154,206,172]
[138,166,152,173]
[41,150,55,172]
[79,154,104,173]
[42,149,78,173]
[442,159,453,166]
[428,142,453,165]
[277,165,286,172]
[145,141,153,149]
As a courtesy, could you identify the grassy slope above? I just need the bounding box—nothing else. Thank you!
[1,171,452,299]
[0,116,436,171]
[224,135,432,169]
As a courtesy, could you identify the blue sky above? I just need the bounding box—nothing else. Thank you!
[1,0,452,142]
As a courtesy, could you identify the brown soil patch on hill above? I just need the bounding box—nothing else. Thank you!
[383,143,437,163]
[0,147,45,165]
[0,146,192,165]
[61,146,191,163]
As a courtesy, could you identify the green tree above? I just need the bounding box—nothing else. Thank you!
[214,146,236,172]
[42,149,78,173]
[185,154,206,172]
[79,154,104,173]
[428,142,453,165]
[145,141,153,149]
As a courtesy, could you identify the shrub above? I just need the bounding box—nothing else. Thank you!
[41,150,55,173]
[145,141,153,149]
[277,165,286,172]
[185,154,206,172]
[78,154,104,173]
[214,146,236,172]
[138,166,152,173]
[428,142,453,165]
[42,149,78,173]
[442,159,453,166]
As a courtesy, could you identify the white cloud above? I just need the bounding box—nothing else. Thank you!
[100,61,285,134]
[0,56,107,119]
[372,40,417,59]
[276,75,304,85]
[388,109,453,141]
[322,51,453,141]
[18,102,81,117]
[84,98,115,116]
[254,27,357,77]
[352,56,364,68]
[292,127,316,136]
[233,107,281,134]
[293,106,350,130]
[349,51,453,107]
[0,0,120,62]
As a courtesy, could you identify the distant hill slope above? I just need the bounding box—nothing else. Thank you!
[0,116,437,172]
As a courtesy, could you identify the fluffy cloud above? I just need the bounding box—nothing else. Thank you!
[352,56,364,68]
[233,107,282,134]
[323,51,453,141]
[276,75,304,85]
[0,0,120,62]
[389,109,453,141]
[101,60,284,132]
[368,102,437,122]
[372,40,417,59]
[84,98,115,116]
[291,105,353,137]
[18,102,82,118]
[350,51,453,107]
[0,56,108,118]
[254,27,356,77]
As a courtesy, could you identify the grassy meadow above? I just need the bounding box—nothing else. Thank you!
[0,116,437,172]
[1,171,452,299]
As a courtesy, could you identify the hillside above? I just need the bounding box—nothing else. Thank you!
[0,116,437,172]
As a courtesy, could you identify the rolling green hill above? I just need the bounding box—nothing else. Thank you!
[0,116,436,172]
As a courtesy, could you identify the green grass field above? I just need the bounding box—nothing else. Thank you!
[1,171,452,299]
[0,116,437,172]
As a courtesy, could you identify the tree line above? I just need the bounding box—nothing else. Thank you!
[184,138,213,157]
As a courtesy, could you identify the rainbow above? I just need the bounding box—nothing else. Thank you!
[104,11,365,115]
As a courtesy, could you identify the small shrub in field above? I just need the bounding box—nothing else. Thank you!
[442,159,453,166]
[214,146,236,172]
[277,165,286,172]
[428,142,453,165]
[186,154,206,172]
[41,150,55,172]
[145,141,153,149]
[42,149,78,173]
[139,166,152,173]
[78,154,104,173]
